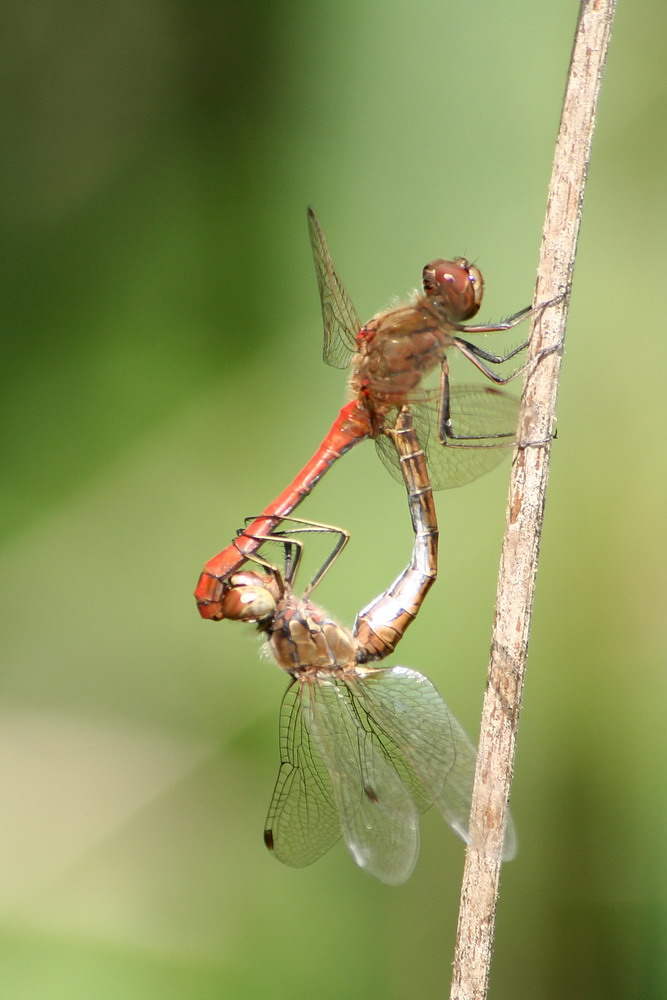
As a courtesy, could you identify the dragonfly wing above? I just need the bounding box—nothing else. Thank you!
[264,682,342,868]
[375,386,519,490]
[307,208,360,370]
[351,666,476,844]
[353,666,516,861]
[301,676,420,885]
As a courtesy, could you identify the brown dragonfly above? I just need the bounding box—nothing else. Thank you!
[221,408,515,883]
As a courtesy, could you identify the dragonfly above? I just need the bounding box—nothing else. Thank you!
[197,209,536,619]
[221,408,515,883]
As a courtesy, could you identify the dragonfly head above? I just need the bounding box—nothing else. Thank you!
[422,258,484,321]
[218,571,279,623]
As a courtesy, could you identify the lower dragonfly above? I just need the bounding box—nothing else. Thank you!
[220,407,515,884]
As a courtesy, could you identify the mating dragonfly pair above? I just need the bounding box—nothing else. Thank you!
[196,211,536,883]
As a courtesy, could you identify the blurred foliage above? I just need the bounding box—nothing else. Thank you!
[1,1,666,997]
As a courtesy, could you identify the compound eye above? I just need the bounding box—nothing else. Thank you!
[422,258,484,321]
[466,264,484,312]
[219,582,277,622]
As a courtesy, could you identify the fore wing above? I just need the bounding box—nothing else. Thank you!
[307,208,360,370]
[264,682,341,868]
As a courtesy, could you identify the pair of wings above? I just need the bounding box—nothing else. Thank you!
[264,665,516,885]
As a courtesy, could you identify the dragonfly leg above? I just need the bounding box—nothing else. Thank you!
[515,429,557,450]
[438,365,454,441]
[453,298,565,384]
[453,336,529,365]
[451,303,534,335]
[451,338,529,384]
[241,515,350,593]
[437,366,515,446]
[452,294,562,337]
[232,533,302,588]
[525,334,566,373]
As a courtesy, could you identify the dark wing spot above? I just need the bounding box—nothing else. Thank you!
[263,829,274,851]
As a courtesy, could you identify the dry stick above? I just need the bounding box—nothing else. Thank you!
[449,2,617,998]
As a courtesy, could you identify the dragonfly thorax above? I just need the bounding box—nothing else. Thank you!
[270,598,357,675]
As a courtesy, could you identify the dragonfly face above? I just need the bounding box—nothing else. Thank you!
[218,571,279,623]
[421,257,484,321]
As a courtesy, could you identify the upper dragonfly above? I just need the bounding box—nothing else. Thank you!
[221,408,514,883]
[197,209,535,619]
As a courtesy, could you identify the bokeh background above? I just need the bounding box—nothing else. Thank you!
[1,1,664,997]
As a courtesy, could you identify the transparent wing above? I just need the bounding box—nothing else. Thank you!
[351,666,516,861]
[301,677,420,885]
[264,682,342,868]
[375,385,519,491]
[307,208,361,370]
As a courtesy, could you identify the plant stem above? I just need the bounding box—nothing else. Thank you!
[449,2,617,997]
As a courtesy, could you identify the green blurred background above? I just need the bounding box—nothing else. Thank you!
[1,1,664,997]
